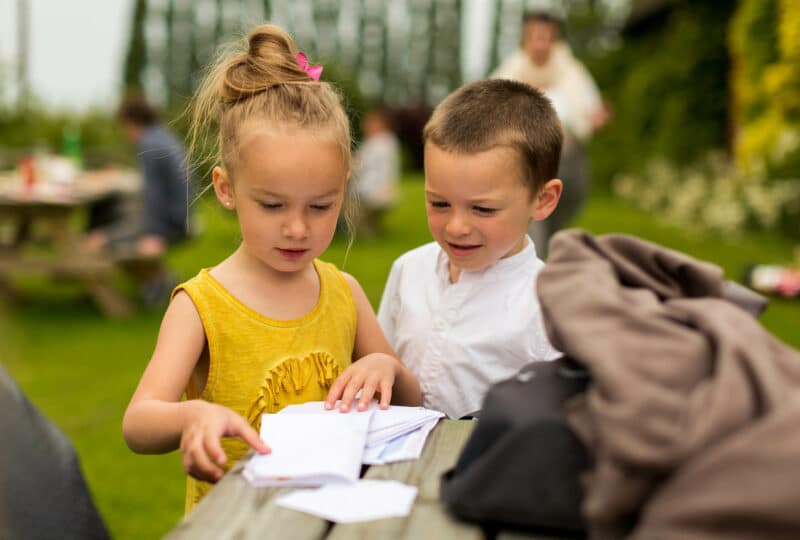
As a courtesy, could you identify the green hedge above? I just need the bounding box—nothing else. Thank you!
[730,0,800,178]
[586,0,736,190]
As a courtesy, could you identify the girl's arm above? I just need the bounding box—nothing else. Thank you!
[325,273,422,412]
[122,291,268,481]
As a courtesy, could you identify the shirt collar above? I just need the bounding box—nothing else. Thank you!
[435,235,539,285]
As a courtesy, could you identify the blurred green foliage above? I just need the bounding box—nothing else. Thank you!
[730,0,800,179]
[0,104,131,171]
[586,0,736,190]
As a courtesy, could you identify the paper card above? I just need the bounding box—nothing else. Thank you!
[276,480,417,523]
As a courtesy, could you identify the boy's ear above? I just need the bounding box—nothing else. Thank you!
[212,166,235,210]
[531,179,563,221]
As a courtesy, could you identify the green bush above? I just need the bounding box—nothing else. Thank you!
[586,0,736,190]
[730,0,800,178]
[0,104,131,171]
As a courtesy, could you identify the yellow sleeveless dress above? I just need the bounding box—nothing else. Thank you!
[174,259,357,513]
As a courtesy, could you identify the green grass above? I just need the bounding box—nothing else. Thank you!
[2,174,798,539]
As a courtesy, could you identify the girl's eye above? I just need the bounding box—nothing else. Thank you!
[429,201,449,209]
[310,203,334,211]
[474,206,497,215]
[260,202,282,210]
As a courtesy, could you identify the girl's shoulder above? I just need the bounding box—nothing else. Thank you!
[171,268,214,298]
[313,258,356,298]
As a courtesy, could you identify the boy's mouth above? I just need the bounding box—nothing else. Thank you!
[447,242,481,256]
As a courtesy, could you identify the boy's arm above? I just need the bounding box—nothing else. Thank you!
[333,272,422,409]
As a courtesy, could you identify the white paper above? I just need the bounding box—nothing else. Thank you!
[276,480,417,523]
[362,417,440,465]
[244,411,373,487]
[278,401,444,449]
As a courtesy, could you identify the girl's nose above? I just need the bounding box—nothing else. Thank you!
[282,213,309,239]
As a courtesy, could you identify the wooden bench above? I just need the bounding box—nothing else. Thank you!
[0,252,134,318]
[0,170,144,317]
[165,420,568,540]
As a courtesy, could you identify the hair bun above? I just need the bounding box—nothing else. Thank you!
[220,24,310,103]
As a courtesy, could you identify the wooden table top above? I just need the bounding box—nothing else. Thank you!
[0,169,140,207]
[166,419,568,540]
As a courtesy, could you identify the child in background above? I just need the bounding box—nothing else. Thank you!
[352,107,401,237]
[378,79,563,419]
[123,24,421,513]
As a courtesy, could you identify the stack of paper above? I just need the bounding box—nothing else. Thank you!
[243,401,444,489]
[278,401,444,465]
[243,410,373,487]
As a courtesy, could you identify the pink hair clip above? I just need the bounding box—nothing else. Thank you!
[295,51,323,81]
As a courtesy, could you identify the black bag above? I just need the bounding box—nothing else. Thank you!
[441,357,590,535]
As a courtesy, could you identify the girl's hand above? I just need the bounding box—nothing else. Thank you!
[180,401,270,483]
[324,353,399,413]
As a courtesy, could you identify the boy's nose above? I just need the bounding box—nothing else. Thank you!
[445,213,471,237]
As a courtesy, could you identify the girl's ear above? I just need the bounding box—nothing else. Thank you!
[531,179,563,221]
[212,166,235,210]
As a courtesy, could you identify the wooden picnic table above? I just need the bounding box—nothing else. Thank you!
[0,169,141,317]
[166,420,569,540]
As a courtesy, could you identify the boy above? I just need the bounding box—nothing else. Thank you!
[377,79,563,419]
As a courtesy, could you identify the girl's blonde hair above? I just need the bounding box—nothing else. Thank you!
[187,23,356,236]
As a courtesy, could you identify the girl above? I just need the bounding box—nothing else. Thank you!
[122,23,421,513]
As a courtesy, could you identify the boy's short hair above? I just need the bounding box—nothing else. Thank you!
[423,79,563,195]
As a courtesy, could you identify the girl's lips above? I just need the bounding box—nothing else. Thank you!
[277,248,309,260]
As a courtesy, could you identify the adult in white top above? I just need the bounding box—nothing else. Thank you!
[491,11,610,258]
[378,239,561,419]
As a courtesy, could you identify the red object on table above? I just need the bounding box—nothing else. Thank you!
[19,156,37,193]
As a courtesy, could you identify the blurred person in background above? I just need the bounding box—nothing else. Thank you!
[83,95,193,304]
[352,107,401,237]
[492,10,609,258]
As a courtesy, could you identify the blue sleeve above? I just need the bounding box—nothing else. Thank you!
[139,129,191,241]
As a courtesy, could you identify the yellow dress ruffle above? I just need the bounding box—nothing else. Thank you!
[246,352,343,427]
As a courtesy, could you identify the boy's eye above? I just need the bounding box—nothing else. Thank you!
[429,201,449,209]
[473,206,497,215]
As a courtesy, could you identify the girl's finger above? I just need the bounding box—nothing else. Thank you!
[357,380,378,411]
[203,432,227,468]
[188,441,222,482]
[339,376,364,412]
[325,372,351,410]
[233,417,270,454]
[378,379,392,409]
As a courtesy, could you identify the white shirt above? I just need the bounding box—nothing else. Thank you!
[377,239,561,419]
